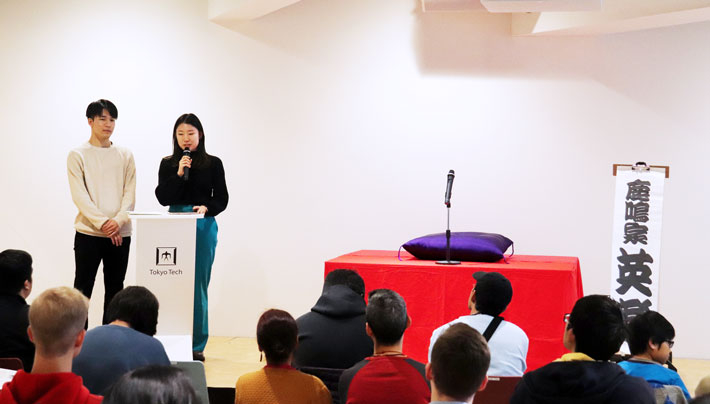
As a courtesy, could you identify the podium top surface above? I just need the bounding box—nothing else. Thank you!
[128,212,205,220]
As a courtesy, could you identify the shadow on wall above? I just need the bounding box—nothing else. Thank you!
[414,6,710,119]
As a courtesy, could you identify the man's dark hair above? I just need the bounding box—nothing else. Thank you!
[103,365,198,404]
[567,295,626,360]
[257,309,298,364]
[627,310,675,356]
[323,269,365,297]
[366,289,408,345]
[431,323,490,401]
[0,249,33,295]
[86,99,118,120]
[105,286,159,336]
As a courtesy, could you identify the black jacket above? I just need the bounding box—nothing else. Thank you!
[510,360,655,404]
[0,294,34,371]
[294,285,373,369]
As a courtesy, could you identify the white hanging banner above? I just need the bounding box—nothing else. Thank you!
[610,169,665,321]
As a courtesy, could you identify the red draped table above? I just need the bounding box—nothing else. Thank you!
[324,250,583,371]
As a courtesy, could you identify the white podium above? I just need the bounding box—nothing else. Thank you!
[129,212,203,361]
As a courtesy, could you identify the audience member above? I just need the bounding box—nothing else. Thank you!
[294,269,373,369]
[72,286,170,395]
[428,271,528,376]
[339,289,430,404]
[510,295,655,404]
[619,310,690,400]
[427,323,490,404]
[103,365,198,404]
[696,375,710,397]
[235,309,331,404]
[0,287,102,404]
[0,249,35,371]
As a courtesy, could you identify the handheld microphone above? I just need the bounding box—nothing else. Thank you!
[444,170,455,207]
[182,148,191,181]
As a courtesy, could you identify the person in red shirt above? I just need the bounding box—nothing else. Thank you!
[339,289,430,404]
[0,287,102,404]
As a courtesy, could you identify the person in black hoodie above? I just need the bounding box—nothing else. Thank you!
[510,295,655,404]
[293,269,373,369]
[0,249,35,371]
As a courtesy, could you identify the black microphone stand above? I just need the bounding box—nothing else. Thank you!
[437,199,460,265]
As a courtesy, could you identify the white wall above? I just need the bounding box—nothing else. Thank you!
[1,0,709,358]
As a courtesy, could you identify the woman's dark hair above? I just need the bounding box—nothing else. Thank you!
[627,310,675,356]
[103,365,199,404]
[256,309,298,365]
[167,113,208,168]
[105,286,159,336]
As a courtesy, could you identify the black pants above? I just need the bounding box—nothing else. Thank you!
[73,232,131,325]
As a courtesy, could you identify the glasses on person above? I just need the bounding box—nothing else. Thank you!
[563,313,571,324]
[665,340,675,348]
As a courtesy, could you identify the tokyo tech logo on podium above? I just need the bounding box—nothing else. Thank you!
[156,247,177,266]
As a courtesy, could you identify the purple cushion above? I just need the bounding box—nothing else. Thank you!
[402,232,513,263]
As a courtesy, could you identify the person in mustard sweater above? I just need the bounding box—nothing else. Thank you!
[235,309,331,404]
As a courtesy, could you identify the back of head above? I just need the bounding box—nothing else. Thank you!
[105,286,160,336]
[697,375,710,398]
[86,99,118,119]
[29,287,89,357]
[473,272,513,317]
[323,269,365,297]
[256,309,297,364]
[431,323,490,401]
[103,365,199,404]
[0,249,33,295]
[627,310,674,356]
[366,289,408,345]
[568,295,625,360]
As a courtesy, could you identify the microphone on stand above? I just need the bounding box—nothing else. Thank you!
[182,148,191,181]
[444,170,455,207]
[437,169,460,265]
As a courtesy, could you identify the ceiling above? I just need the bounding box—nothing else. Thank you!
[208,0,710,36]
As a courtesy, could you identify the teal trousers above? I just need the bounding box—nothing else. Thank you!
[169,205,217,351]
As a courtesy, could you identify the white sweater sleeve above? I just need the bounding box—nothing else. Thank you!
[67,150,110,230]
[113,150,136,228]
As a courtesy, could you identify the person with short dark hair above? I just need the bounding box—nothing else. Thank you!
[294,269,373,369]
[235,309,331,404]
[0,249,35,371]
[155,113,229,361]
[619,311,690,399]
[339,289,430,404]
[428,271,528,376]
[510,295,655,404]
[0,287,102,404]
[103,365,199,404]
[72,286,170,395]
[68,99,136,325]
[427,323,490,404]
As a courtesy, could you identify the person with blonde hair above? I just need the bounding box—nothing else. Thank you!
[0,286,102,404]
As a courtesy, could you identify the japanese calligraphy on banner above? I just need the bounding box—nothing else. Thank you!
[610,169,665,321]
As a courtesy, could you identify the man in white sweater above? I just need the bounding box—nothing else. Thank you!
[67,99,135,325]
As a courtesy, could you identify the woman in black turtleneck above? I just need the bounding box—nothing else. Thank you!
[155,113,228,361]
